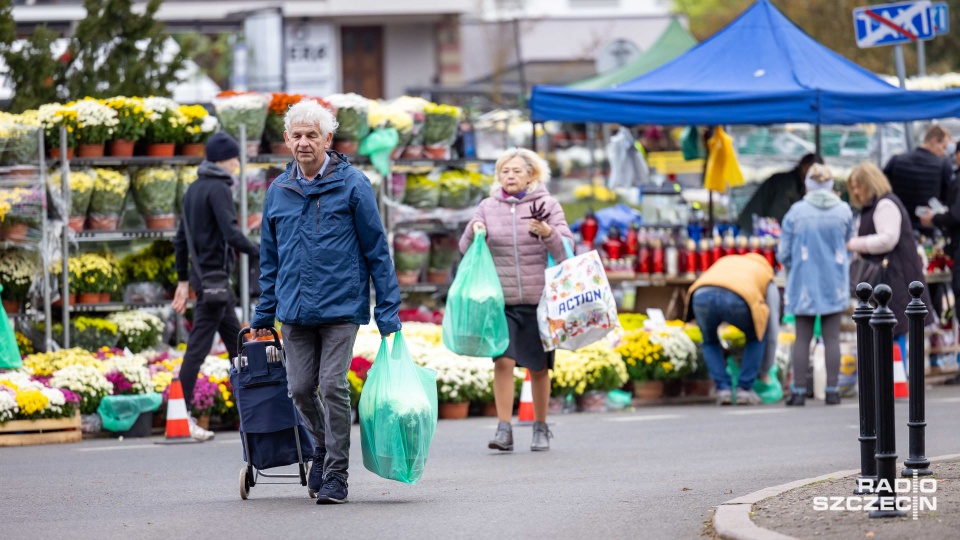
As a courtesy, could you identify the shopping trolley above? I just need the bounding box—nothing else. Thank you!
[231,327,315,500]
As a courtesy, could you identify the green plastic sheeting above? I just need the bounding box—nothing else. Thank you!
[566,19,697,90]
[0,286,22,369]
[98,393,162,432]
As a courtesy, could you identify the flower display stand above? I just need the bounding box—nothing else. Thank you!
[0,412,82,447]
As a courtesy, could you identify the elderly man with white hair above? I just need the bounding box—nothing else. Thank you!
[251,100,402,504]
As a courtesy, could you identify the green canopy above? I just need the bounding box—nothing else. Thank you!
[566,19,697,90]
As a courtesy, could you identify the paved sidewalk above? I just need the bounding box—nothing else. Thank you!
[715,455,960,540]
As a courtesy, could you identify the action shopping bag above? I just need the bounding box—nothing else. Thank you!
[537,243,619,351]
[359,332,438,485]
[441,230,509,357]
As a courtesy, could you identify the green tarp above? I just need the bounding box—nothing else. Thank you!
[566,19,697,90]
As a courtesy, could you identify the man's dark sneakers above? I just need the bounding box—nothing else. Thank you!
[785,393,806,406]
[315,472,348,504]
[825,391,841,405]
[307,447,326,495]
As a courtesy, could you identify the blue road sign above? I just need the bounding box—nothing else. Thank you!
[932,2,949,35]
[854,0,935,48]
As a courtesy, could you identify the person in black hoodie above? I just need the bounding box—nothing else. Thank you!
[173,132,259,441]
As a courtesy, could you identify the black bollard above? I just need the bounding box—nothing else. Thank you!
[853,283,877,495]
[903,281,932,477]
[869,285,906,518]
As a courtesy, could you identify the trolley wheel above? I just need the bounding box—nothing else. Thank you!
[306,462,317,499]
[240,467,250,500]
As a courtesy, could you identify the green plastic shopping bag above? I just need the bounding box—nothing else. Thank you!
[441,230,509,357]
[359,332,438,485]
[0,285,23,370]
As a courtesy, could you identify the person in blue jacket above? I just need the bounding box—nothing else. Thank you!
[251,99,401,504]
[777,164,853,406]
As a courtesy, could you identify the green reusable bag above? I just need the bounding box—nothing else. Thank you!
[359,332,438,485]
[359,127,399,177]
[97,393,162,432]
[441,230,509,357]
[0,285,23,370]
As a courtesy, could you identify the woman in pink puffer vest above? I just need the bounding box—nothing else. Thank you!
[459,148,573,452]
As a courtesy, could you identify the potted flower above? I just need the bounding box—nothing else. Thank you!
[72,98,119,157]
[105,97,149,157]
[0,249,36,313]
[143,97,186,156]
[214,92,269,156]
[50,257,82,306]
[176,165,198,216]
[88,168,130,230]
[0,187,43,241]
[439,169,472,209]
[132,166,178,229]
[392,96,430,159]
[402,172,442,209]
[49,364,115,415]
[393,231,431,285]
[550,352,586,413]
[419,350,488,419]
[325,93,371,155]
[76,253,111,304]
[1,111,42,168]
[264,94,333,154]
[649,325,699,397]
[468,170,494,206]
[427,234,459,284]
[107,310,164,353]
[48,169,95,232]
[615,329,666,399]
[238,165,268,230]
[38,103,79,159]
[578,344,629,412]
[422,103,461,160]
[475,367,498,417]
[67,316,120,351]
[178,104,218,156]
[189,375,218,427]
[681,324,713,396]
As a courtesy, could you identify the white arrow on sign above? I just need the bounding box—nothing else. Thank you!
[856,1,931,47]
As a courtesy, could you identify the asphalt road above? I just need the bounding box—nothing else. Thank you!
[3,387,960,540]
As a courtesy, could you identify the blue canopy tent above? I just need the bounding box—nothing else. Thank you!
[530,0,960,126]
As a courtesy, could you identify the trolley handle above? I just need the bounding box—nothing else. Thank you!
[238,326,282,354]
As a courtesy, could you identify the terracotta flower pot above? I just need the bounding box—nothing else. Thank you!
[7,166,36,179]
[100,293,112,303]
[2,299,20,314]
[423,145,450,160]
[390,147,404,161]
[247,213,263,230]
[86,215,119,230]
[401,145,423,159]
[246,141,261,157]
[396,271,420,285]
[438,402,470,420]
[77,292,101,304]
[426,270,449,284]
[580,390,608,413]
[146,143,176,157]
[270,142,292,156]
[52,294,76,308]
[548,396,567,414]
[109,139,136,157]
[197,414,211,430]
[49,147,75,160]
[2,223,28,242]
[333,140,359,155]
[634,380,664,400]
[77,144,105,158]
[68,216,86,232]
[179,143,205,157]
[145,215,176,230]
[481,402,498,417]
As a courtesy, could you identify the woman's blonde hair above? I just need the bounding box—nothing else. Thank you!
[492,147,551,195]
[847,162,892,208]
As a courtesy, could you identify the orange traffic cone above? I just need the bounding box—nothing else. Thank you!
[518,369,534,425]
[155,378,200,445]
[893,343,909,400]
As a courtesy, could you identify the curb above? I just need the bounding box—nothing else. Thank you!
[712,453,960,540]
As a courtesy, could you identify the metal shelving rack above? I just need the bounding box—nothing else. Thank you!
[0,128,53,350]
